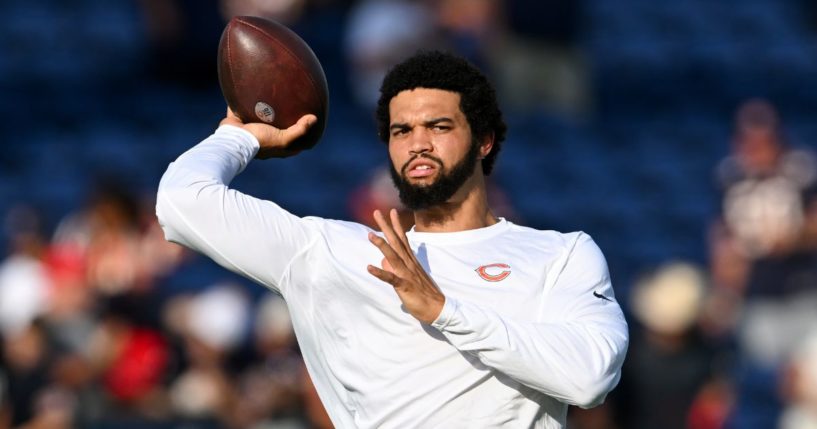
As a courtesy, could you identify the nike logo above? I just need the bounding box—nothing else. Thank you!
[593,291,612,302]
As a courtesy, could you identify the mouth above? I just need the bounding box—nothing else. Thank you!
[403,157,442,179]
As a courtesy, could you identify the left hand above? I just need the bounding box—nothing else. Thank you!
[367,209,445,324]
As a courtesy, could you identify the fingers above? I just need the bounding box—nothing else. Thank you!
[373,210,411,261]
[368,231,405,273]
[389,209,411,250]
[281,114,317,142]
[367,264,399,286]
[220,110,315,146]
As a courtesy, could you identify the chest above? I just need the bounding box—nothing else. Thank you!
[419,245,546,317]
[298,240,550,326]
[284,237,555,398]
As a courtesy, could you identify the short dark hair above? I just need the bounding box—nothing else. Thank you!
[375,51,507,175]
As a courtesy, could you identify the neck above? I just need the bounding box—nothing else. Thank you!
[412,174,498,232]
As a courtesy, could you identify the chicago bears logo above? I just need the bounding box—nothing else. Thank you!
[476,263,511,282]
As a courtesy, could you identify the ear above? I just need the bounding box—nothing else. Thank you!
[479,133,495,160]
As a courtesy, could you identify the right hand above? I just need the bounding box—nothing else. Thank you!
[220,107,317,159]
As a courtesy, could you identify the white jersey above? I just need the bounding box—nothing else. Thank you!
[156,126,629,429]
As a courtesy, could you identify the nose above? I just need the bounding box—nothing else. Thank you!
[408,128,433,155]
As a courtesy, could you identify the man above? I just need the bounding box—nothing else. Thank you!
[708,99,817,428]
[157,51,628,428]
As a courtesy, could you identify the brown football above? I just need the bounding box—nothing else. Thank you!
[218,16,328,151]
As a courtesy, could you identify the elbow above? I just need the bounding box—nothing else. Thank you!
[156,169,178,227]
[569,333,628,409]
[155,172,225,247]
[155,187,180,242]
[156,165,202,229]
[570,373,619,408]
[155,180,199,244]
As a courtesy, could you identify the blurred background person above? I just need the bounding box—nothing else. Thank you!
[708,99,817,428]
[165,284,248,428]
[615,262,729,429]
[343,0,442,110]
[0,205,49,343]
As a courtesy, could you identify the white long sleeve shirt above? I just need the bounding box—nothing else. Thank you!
[156,125,629,428]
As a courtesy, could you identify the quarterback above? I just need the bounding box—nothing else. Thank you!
[156,51,628,428]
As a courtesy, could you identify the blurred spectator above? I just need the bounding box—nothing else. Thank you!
[615,262,728,429]
[232,294,313,428]
[499,0,589,116]
[344,0,443,109]
[430,0,590,116]
[431,0,501,69]
[2,320,53,427]
[711,99,817,297]
[708,99,817,428]
[53,181,184,321]
[0,206,92,428]
[0,205,49,339]
[165,285,248,426]
[53,180,145,295]
[92,313,171,428]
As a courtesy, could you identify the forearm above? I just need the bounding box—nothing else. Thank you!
[159,125,258,192]
[156,125,258,252]
[432,297,628,408]
[156,125,316,292]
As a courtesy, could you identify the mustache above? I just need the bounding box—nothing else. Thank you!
[401,154,443,176]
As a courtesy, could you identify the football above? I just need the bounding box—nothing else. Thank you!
[217,16,329,151]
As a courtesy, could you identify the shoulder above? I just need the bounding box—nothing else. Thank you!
[505,223,600,257]
[511,224,608,280]
[503,223,608,276]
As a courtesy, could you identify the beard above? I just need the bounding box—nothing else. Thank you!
[389,139,480,210]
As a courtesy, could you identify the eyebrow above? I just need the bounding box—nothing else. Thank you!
[389,117,454,131]
[424,117,454,127]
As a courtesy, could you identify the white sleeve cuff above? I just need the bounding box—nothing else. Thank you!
[216,124,261,154]
[431,296,460,330]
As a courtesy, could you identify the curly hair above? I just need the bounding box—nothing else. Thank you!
[375,51,507,175]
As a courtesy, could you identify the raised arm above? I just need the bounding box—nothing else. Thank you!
[156,111,319,294]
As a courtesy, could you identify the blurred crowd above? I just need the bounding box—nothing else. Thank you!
[3,0,817,428]
[589,99,817,429]
[0,180,333,429]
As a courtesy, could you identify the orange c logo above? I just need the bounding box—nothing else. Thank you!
[476,263,511,282]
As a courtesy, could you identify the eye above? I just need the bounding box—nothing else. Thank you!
[392,128,409,137]
[431,125,450,132]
